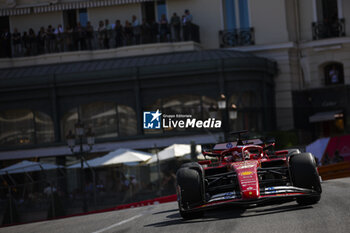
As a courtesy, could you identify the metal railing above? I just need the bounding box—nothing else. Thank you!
[312,18,346,40]
[219,28,254,48]
[1,24,200,59]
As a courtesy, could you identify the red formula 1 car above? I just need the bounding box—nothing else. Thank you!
[176,131,322,219]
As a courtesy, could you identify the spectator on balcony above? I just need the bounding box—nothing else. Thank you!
[12,28,21,57]
[1,29,12,57]
[182,9,193,41]
[97,21,105,49]
[141,19,152,44]
[65,26,74,51]
[28,28,37,56]
[170,12,181,42]
[37,27,46,54]
[150,20,159,43]
[159,14,168,42]
[46,25,55,53]
[124,20,133,46]
[86,21,94,50]
[132,15,141,45]
[114,20,123,48]
[22,31,30,56]
[104,19,112,49]
[75,22,86,50]
[54,24,64,52]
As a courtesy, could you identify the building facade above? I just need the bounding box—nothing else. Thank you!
[1,0,350,161]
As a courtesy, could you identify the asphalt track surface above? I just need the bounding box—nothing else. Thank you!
[1,177,350,233]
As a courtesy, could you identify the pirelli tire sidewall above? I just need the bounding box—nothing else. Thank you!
[176,162,204,210]
[289,152,322,205]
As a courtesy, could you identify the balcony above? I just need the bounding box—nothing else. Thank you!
[312,18,346,40]
[219,28,255,48]
[0,23,200,60]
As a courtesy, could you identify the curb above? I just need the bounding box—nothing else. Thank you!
[1,194,177,228]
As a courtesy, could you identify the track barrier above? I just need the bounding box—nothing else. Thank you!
[318,161,350,180]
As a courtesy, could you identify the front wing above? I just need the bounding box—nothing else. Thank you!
[179,186,319,212]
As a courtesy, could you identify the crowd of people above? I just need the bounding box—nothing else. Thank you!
[0,10,198,58]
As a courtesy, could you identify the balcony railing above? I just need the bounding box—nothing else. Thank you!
[219,28,254,48]
[0,24,200,59]
[312,18,346,40]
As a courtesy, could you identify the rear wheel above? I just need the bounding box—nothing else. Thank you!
[176,167,204,219]
[289,153,321,205]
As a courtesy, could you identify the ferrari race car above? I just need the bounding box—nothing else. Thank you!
[176,131,322,219]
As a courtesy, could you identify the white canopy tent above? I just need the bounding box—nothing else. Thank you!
[0,160,63,175]
[147,144,202,164]
[68,148,152,169]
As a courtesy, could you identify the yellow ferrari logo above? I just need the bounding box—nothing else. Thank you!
[241,171,253,176]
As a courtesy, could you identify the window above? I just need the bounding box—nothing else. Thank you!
[61,102,137,140]
[313,0,345,40]
[324,62,344,85]
[79,9,88,27]
[156,0,167,22]
[146,95,221,134]
[224,0,250,29]
[0,109,54,145]
[228,91,262,132]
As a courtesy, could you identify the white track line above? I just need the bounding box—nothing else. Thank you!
[91,214,143,233]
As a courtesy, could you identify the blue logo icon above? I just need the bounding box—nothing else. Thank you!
[226,142,233,148]
[143,110,162,129]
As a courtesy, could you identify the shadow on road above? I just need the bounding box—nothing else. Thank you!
[152,209,178,215]
[144,203,313,228]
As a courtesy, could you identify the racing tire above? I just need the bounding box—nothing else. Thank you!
[289,153,321,205]
[176,167,204,220]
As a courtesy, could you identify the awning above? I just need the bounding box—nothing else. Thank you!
[309,110,343,123]
[147,144,202,164]
[68,148,152,168]
[0,0,153,17]
[0,160,63,175]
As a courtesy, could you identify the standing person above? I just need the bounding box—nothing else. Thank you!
[65,26,74,51]
[159,14,168,42]
[85,21,94,50]
[124,20,133,46]
[97,20,105,49]
[37,27,46,54]
[75,22,86,50]
[104,19,112,49]
[12,28,21,57]
[22,31,30,56]
[182,9,193,41]
[54,24,64,52]
[46,25,55,53]
[170,13,181,42]
[28,28,37,55]
[114,20,123,47]
[141,19,151,44]
[150,20,159,43]
[132,15,141,45]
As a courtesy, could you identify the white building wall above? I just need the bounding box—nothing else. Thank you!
[167,0,222,49]
[9,12,63,33]
[88,4,141,30]
[249,0,289,45]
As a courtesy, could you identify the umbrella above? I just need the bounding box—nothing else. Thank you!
[0,160,63,175]
[147,144,202,164]
[68,148,152,168]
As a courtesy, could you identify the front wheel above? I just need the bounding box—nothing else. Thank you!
[289,153,322,205]
[176,167,204,219]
